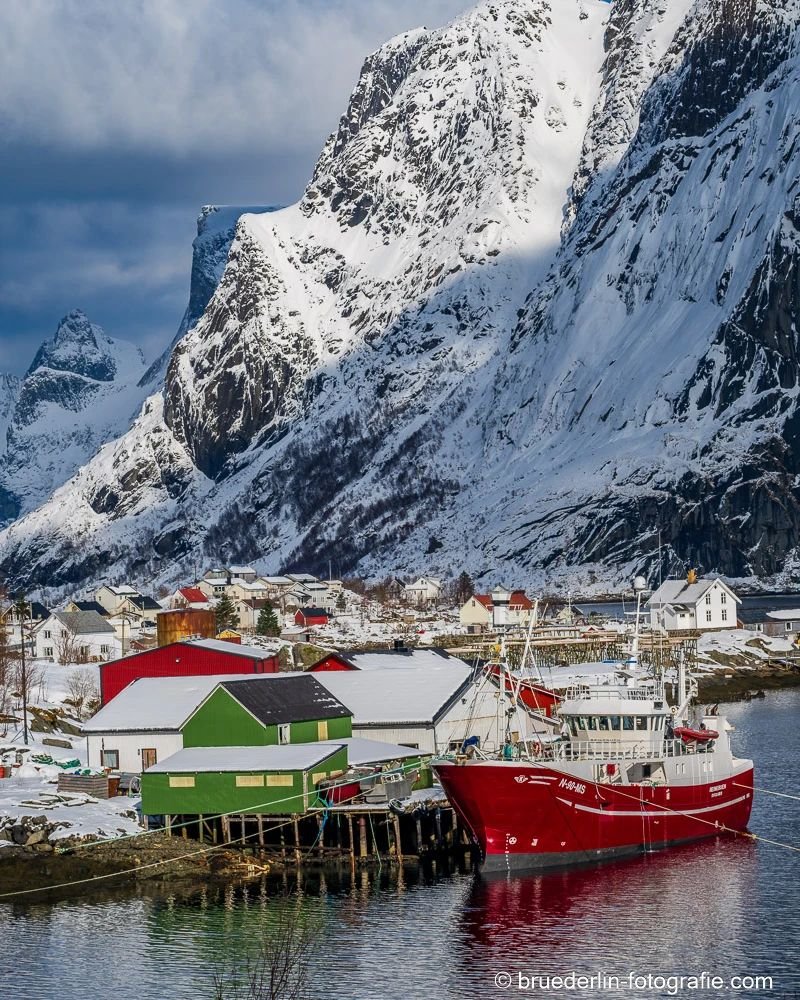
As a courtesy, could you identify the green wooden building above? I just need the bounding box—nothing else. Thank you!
[141,743,349,816]
[181,675,352,748]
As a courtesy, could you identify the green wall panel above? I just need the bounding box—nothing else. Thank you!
[141,747,348,816]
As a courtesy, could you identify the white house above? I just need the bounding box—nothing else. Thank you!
[36,610,121,664]
[403,577,443,607]
[647,575,740,632]
[314,664,528,754]
[82,673,254,772]
[1,600,50,651]
[458,589,535,631]
[95,584,140,615]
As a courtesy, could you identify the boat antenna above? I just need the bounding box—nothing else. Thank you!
[631,575,647,668]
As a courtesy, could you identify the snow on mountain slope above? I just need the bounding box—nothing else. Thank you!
[0,310,148,523]
[0,204,271,537]
[139,204,276,387]
[0,0,613,589]
[2,0,800,595]
[466,0,800,587]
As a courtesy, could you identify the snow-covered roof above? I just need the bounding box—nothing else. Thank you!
[262,576,294,585]
[51,610,116,635]
[185,637,275,658]
[317,737,426,764]
[146,744,345,774]
[229,565,256,574]
[345,648,458,672]
[647,578,740,607]
[314,665,472,725]
[83,674,258,732]
[100,584,139,596]
[765,609,800,621]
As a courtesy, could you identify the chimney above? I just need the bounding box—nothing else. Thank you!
[686,568,697,585]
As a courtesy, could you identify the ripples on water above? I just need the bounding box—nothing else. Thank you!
[1,692,798,999]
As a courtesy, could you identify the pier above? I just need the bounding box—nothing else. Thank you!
[157,800,474,866]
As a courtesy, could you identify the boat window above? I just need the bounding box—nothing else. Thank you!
[577,717,588,731]
[622,716,635,731]
[597,717,611,731]
[587,716,599,731]
[635,717,649,730]
[609,716,621,731]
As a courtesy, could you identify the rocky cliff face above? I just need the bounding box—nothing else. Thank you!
[2,0,800,593]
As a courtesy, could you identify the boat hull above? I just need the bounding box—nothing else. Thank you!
[435,759,754,873]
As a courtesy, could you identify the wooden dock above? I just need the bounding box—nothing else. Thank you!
[158,800,473,866]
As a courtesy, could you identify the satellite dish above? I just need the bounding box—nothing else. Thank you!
[633,576,647,593]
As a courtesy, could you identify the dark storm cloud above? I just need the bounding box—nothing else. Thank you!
[0,0,467,373]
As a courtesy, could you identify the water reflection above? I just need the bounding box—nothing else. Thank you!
[1,691,798,1000]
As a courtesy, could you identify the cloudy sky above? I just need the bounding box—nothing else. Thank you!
[0,0,467,374]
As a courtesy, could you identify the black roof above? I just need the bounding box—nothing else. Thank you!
[221,675,351,725]
[72,600,109,616]
[129,595,162,611]
[298,607,328,617]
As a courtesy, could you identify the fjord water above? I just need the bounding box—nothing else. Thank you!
[3,692,798,1000]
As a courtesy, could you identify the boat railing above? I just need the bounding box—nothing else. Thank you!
[546,738,694,762]
[562,684,662,703]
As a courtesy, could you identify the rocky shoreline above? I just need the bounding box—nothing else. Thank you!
[696,661,800,702]
[0,825,270,899]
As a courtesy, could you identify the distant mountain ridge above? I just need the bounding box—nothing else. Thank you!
[1,0,799,595]
[0,205,274,530]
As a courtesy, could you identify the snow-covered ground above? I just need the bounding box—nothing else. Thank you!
[300,608,465,649]
[695,629,796,670]
[0,732,140,847]
[0,658,141,845]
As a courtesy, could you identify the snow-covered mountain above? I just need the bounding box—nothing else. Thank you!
[0,205,271,535]
[0,310,147,523]
[1,0,799,593]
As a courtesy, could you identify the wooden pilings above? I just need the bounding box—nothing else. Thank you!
[162,804,470,868]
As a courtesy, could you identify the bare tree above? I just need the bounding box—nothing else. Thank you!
[56,629,84,665]
[212,906,317,1000]
[64,668,100,719]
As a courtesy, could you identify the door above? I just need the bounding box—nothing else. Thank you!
[141,748,157,770]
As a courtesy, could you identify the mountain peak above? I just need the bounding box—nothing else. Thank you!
[28,309,120,381]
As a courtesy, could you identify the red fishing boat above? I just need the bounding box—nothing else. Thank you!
[434,650,754,873]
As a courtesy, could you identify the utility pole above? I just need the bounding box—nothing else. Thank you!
[15,595,29,746]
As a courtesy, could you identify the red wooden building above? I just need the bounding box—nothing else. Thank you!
[309,651,357,672]
[99,637,279,705]
[294,607,329,627]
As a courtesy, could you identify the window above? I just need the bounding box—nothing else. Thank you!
[721,610,728,622]
[169,775,195,788]
[597,717,610,731]
[236,774,264,787]
[266,774,293,787]
[43,646,53,657]
[786,622,794,631]
[44,630,51,639]
[623,716,635,731]
[609,716,621,731]
[705,594,711,605]
[720,592,727,605]
[101,750,119,769]
[100,644,110,654]
[706,610,712,622]
[278,723,291,745]
[635,717,648,731]
[141,748,157,769]
[317,720,328,740]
